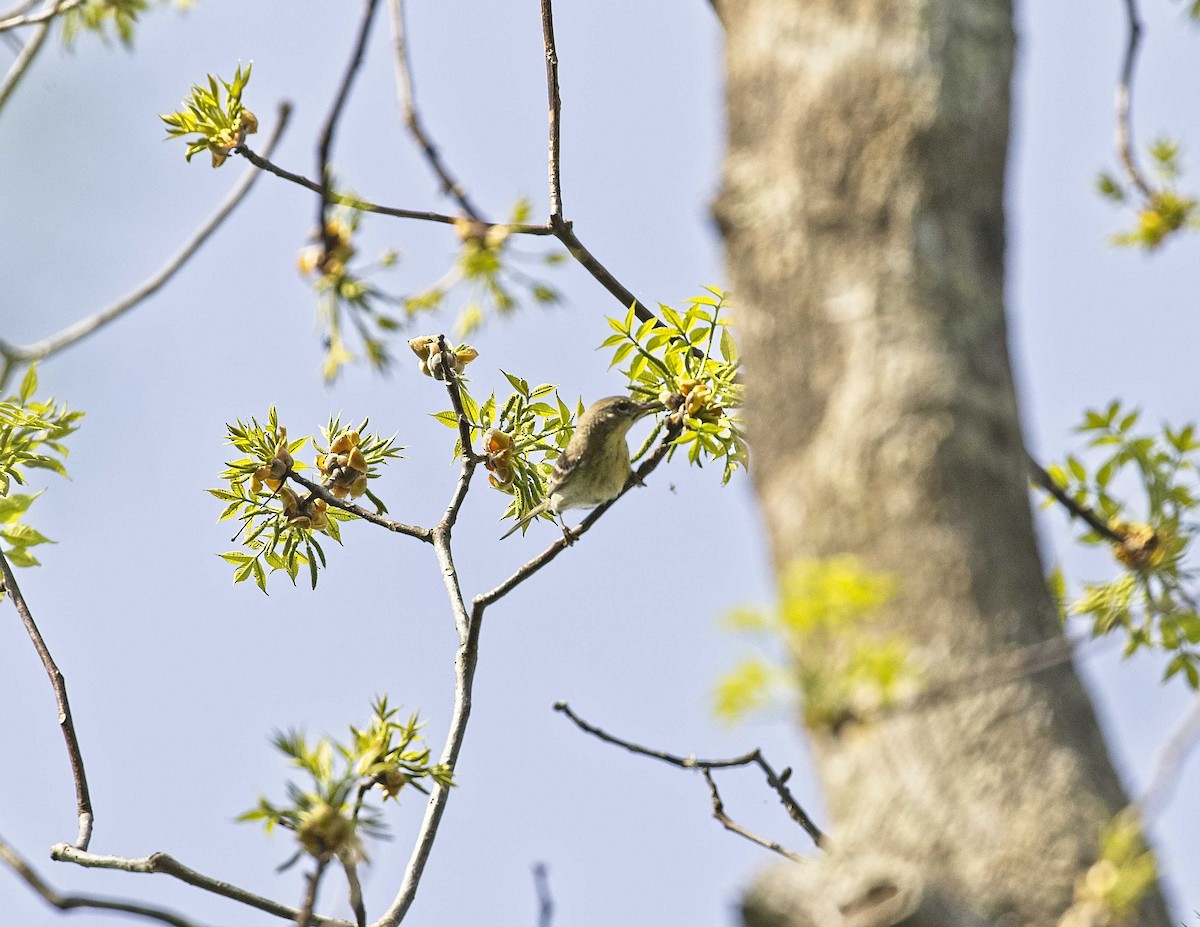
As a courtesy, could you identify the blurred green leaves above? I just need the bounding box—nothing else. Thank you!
[715,557,916,729]
[240,696,452,866]
[1100,139,1199,250]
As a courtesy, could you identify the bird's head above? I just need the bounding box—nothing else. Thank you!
[579,395,663,438]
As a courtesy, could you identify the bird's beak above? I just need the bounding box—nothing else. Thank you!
[635,399,664,419]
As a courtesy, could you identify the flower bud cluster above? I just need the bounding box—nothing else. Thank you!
[318,430,369,500]
[1110,520,1167,571]
[454,216,511,251]
[251,426,293,495]
[298,218,356,279]
[278,486,329,531]
[408,336,478,380]
[210,109,257,168]
[483,429,516,490]
[660,378,723,425]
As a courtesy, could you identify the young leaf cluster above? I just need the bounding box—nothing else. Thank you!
[298,203,405,383]
[1058,809,1157,927]
[160,63,257,167]
[432,372,579,529]
[0,367,82,576]
[239,697,453,866]
[602,287,747,483]
[1099,139,1199,250]
[715,557,914,729]
[1042,401,1200,685]
[403,200,562,337]
[210,408,400,593]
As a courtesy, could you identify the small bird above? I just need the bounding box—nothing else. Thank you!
[501,395,662,539]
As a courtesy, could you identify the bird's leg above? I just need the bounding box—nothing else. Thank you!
[557,515,579,546]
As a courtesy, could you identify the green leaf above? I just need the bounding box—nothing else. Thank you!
[18,366,37,404]
[0,493,40,524]
[0,524,53,547]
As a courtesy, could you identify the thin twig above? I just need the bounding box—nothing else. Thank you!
[539,0,563,220]
[0,0,68,117]
[235,144,554,235]
[286,470,432,542]
[0,834,206,927]
[701,767,804,863]
[532,863,553,927]
[387,0,482,218]
[49,844,352,927]
[0,103,294,390]
[342,856,367,927]
[533,0,655,324]
[1,549,92,849]
[1135,691,1200,821]
[847,633,1100,729]
[0,0,80,30]
[554,701,826,850]
[316,0,382,258]
[1116,0,1153,198]
[1027,453,1125,544]
[0,0,41,23]
[296,856,330,927]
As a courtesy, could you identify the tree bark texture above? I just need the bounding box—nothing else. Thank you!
[716,2,1171,925]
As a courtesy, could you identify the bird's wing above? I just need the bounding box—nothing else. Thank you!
[546,446,580,493]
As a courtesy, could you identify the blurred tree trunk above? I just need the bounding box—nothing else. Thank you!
[715,1,1172,925]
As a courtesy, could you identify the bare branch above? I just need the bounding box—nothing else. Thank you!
[0,0,80,31]
[1026,453,1125,545]
[701,767,804,863]
[286,470,432,543]
[1136,691,1200,821]
[296,856,331,927]
[49,844,353,927]
[554,701,826,850]
[235,144,554,236]
[1116,0,1153,198]
[0,103,294,390]
[341,856,368,927]
[375,594,484,926]
[0,834,206,927]
[539,0,563,220]
[0,0,41,23]
[1,549,93,849]
[387,0,482,218]
[316,0,382,258]
[532,863,553,927]
[0,0,70,117]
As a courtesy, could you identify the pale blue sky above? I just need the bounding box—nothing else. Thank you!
[1,2,1197,925]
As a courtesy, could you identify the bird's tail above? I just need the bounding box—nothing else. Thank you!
[499,499,552,540]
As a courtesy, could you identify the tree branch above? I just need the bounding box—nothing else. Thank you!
[553,701,826,850]
[0,102,294,390]
[235,144,553,235]
[532,863,553,927]
[1115,0,1153,198]
[296,855,330,927]
[1026,453,1125,544]
[286,470,432,543]
[49,844,352,927]
[0,549,93,849]
[316,0,382,258]
[0,0,70,118]
[701,767,804,863]
[0,834,206,927]
[386,0,482,218]
[1135,691,1200,821]
[0,0,80,31]
[539,0,563,221]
